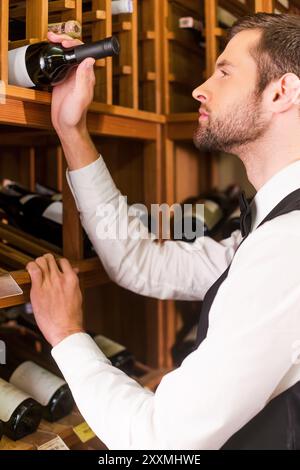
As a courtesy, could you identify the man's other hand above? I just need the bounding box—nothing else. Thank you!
[26,254,84,347]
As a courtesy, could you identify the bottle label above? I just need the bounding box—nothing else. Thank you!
[73,422,95,443]
[42,201,63,224]
[0,377,31,422]
[93,335,125,358]
[19,194,37,205]
[8,45,36,88]
[10,361,66,407]
[201,199,223,231]
[38,435,69,450]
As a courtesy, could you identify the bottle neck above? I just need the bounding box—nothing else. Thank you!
[64,50,77,65]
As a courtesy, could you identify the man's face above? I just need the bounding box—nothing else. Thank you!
[193,29,272,153]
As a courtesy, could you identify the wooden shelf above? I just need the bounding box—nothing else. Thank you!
[0,257,109,309]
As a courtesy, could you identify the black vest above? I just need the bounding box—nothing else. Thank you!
[196,188,300,449]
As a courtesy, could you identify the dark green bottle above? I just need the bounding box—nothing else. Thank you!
[8,36,120,88]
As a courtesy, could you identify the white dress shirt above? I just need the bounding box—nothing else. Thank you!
[52,157,300,450]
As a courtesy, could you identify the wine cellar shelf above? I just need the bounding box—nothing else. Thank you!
[0,0,299,377]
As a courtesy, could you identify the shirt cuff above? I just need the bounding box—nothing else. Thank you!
[66,155,119,214]
[51,332,111,383]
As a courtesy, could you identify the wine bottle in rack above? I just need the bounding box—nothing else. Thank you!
[0,179,94,255]
[8,36,120,88]
[178,184,241,242]
[93,334,135,375]
[178,16,205,49]
[0,378,42,440]
[111,0,133,15]
[0,334,74,422]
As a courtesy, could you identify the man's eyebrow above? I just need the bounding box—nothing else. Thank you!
[215,59,235,69]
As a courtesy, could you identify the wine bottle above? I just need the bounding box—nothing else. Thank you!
[179,17,203,33]
[111,0,133,15]
[0,378,42,440]
[221,206,241,239]
[0,334,74,422]
[93,335,135,375]
[48,20,82,39]
[177,184,241,242]
[8,36,120,88]
[0,180,94,255]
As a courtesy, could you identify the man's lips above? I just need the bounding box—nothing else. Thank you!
[199,109,209,121]
[199,108,209,116]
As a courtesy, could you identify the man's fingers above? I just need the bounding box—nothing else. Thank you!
[44,253,61,277]
[47,31,83,47]
[26,262,43,288]
[57,257,74,275]
[35,256,50,281]
[74,59,96,98]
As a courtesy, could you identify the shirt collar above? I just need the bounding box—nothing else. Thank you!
[251,159,300,232]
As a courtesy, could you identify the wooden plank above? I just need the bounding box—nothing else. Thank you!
[116,0,139,108]
[5,85,166,122]
[162,0,170,113]
[1,257,109,309]
[0,0,8,84]
[0,223,61,258]
[204,0,218,78]
[82,10,106,22]
[26,0,48,40]
[48,0,76,12]
[91,0,113,105]
[62,156,84,260]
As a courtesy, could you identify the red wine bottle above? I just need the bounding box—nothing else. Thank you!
[0,180,94,255]
[179,184,241,242]
[93,334,135,375]
[8,36,120,88]
[0,378,42,440]
[0,342,74,422]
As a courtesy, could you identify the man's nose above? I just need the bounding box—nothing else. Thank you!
[192,85,208,104]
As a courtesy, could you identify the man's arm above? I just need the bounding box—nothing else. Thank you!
[48,31,240,301]
[27,216,300,449]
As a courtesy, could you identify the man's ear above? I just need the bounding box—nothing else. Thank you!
[269,73,300,113]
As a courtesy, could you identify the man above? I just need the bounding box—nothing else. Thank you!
[26,13,300,449]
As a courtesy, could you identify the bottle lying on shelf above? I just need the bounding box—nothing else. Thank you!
[173,184,241,242]
[0,179,94,256]
[179,16,203,33]
[0,378,42,440]
[221,206,242,239]
[111,0,133,15]
[0,327,74,422]
[8,36,120,88]
[93,334,135,375]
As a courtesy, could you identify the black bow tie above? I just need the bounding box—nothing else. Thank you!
[239,191,252,238]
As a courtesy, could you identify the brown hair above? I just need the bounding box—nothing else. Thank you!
[228,13,300,94]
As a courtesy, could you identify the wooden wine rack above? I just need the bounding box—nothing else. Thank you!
[0,0,299,374]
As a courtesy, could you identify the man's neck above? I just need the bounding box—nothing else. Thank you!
[235,127,300,191]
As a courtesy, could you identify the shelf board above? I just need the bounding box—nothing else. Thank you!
[0,257,110,309]
[0,87,165,140]
[166,112,198,140]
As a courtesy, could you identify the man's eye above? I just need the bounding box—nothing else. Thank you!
[220,70,229,77]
